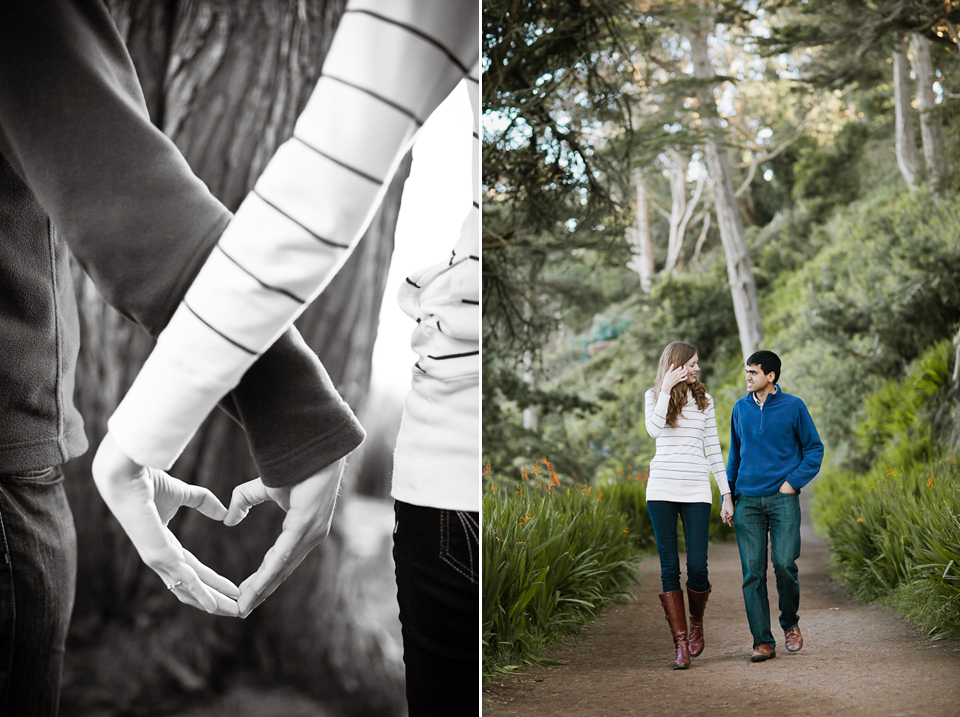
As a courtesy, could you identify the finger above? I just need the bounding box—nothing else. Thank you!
[157,560,219,614]
[180,485,228,522]
[237,529,309,617]
[224,479,271,527]
[184,549,241,599]
[168,581,241,617]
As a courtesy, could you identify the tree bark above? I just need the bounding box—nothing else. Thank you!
[627,168,654,291]
[684,4,764,360]
[910,33,947,195]
[62,2,407,713]
[893,37,921,190]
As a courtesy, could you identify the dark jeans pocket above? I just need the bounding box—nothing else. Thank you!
[0,466,58,483]
[439,509,479,585]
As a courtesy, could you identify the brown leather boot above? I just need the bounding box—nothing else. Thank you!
[686,584,711,657]
[658,590,690,669]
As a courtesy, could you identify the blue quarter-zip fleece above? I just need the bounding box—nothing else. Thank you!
[726,386,824,497]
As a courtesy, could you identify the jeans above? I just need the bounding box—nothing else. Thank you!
[734,492,801,649]
[646,501,711,593]
[393,501,478,716]
[0,466,77,717]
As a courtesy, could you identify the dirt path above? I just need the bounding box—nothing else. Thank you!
[483,491,960,716]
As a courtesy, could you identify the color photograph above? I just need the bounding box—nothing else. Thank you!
[481,1,960,714]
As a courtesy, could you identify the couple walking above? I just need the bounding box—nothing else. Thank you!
[644,342,824,668]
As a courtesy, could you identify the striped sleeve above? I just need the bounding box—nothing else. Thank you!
[108,0,478,470]
[704,397,731,494]
[644,389,671,439]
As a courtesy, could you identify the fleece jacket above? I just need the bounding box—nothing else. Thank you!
[726,386,824,498]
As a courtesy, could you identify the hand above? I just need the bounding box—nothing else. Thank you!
[92,432,241,616]
[779,481,797,494]
[720,493,734,526]
[661,363,689,393]
[224,462,342,617]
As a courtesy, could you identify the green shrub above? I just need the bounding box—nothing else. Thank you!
[482,464,643,677]
[813,459,960,639]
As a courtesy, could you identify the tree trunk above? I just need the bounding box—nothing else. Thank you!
[627,168,654,291]
[893,37,921,189]
[663,149,689,274]
[62,2,407,714]
[521,260,542,431]
[910,33,947,195]
[685,4,764,360]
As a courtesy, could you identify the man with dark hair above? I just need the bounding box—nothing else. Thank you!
[727,350,823,662]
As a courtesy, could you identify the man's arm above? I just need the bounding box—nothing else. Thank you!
[726,406,741,498]
[784,402,824,491]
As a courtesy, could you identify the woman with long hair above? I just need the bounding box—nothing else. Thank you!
[644,341,733,669]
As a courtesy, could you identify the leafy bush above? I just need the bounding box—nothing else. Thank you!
[792,121,870,219]
[813,459,960,639]
[813,343,960,639]
[482,463,642,677]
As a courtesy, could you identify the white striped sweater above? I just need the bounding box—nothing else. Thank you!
[108,0,479,508]
[643,389,730,504]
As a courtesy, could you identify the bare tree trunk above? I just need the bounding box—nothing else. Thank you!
[910,33,947,195]
[692,208,712,265]
[685,4,763,360]
[626,168,654,291]
[663,149,689,274]
[521,261,541,431]
[62,2,407,714]
[894,37,921,189]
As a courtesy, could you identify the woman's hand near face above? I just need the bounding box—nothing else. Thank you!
[661,363,688,394]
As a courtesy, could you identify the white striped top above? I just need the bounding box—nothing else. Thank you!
[107,0,479,510]
[643,389,730,503]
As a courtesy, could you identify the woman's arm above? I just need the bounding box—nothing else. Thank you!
[644,390,670,439]
[704,398,731,495]
[108,0,479,473]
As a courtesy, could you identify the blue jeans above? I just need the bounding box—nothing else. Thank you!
[734,493,801,649]
[0,466,77,717]
[647,501,711,593]
[393,501,478,716]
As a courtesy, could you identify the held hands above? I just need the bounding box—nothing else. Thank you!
[661,363,689,393]
[93,433,341,618]
[92,432,242,616]
[720,493,734,526]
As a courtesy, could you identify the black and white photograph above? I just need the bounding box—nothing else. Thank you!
[0,1,478,715]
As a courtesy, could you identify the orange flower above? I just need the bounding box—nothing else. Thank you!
[927,477,935,489]
[856,518,864,523]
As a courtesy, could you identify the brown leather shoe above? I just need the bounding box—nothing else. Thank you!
[750,643,776,662]
[686,585,711,657]
[784,625,803,652]
[658,591,691,669]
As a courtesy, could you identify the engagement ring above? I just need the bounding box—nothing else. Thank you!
[166,580,183,591]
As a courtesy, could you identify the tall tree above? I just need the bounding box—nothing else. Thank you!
[894,36,922,189]
[910,32,948,193]
[626,168,655,290]
[683,1,764,359]
[63,1,407,713]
